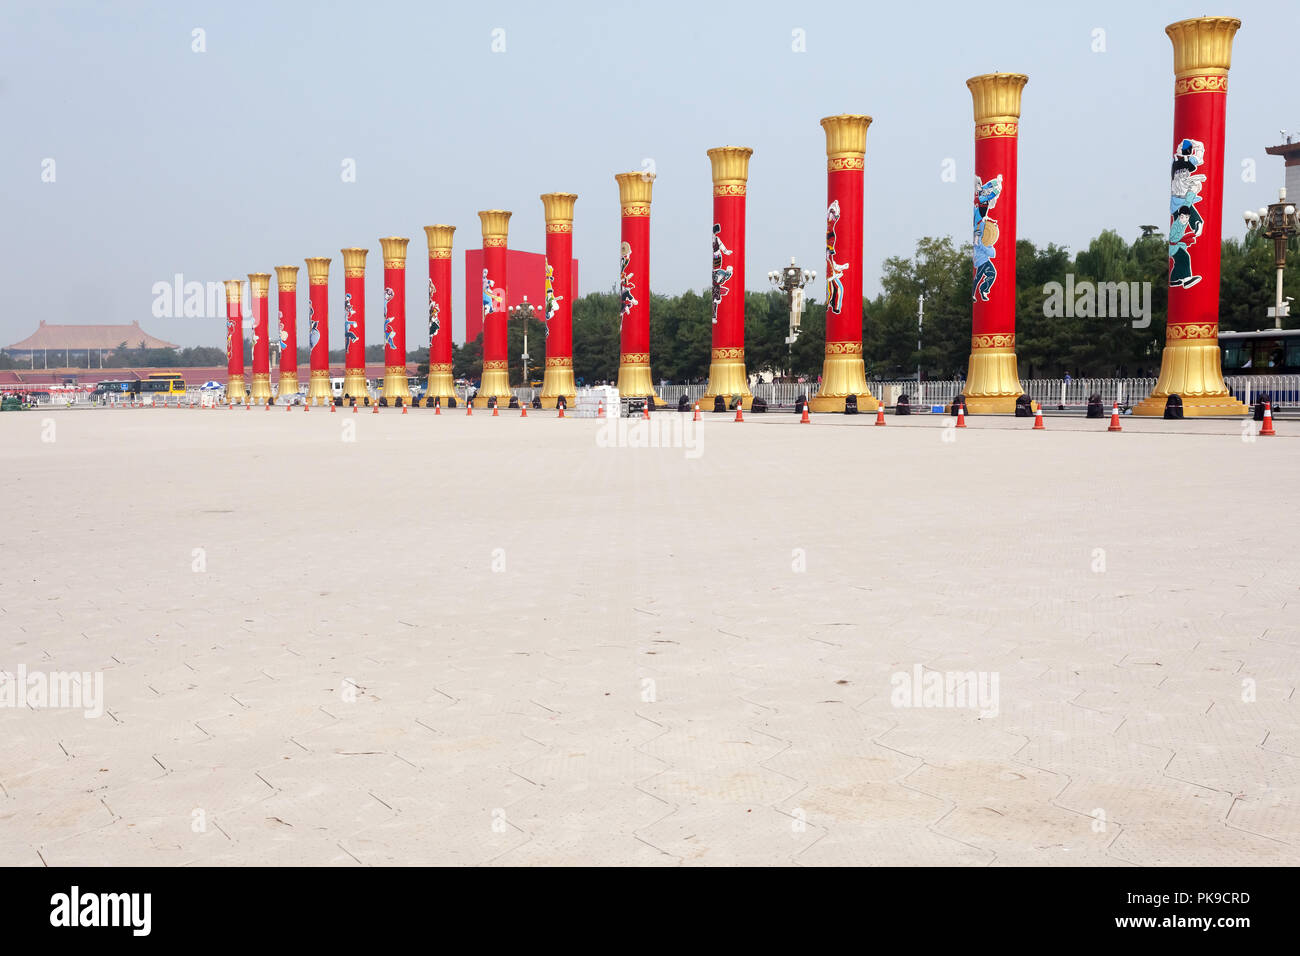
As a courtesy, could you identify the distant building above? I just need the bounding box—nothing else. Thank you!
[462,249,579,343]
[5,321,179,368]
[1264,137,1300,199]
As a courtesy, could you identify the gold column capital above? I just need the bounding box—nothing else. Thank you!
[379,236,409,268]
[223,279,243,303]
[540,192,578,228]
[274,265,298,292]
[820,115,872,161]
[967,73,1028,125]
[615,171,655,209]
[341,247,368,277]
[424,224,456,258]
[707,147,753,190]
[478,210,512,244]
[305,257,331,284]
[1167,16,1240,77]
[248,272,271,297]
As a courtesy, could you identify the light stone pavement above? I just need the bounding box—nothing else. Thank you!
[1,405,1297,867]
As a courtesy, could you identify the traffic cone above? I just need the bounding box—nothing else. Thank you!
[955,403,966,428]
[557,404,565,419]
[874,403,886,426]
[693,402,701,422]
[492,403,499,417]
[434,401,441,416]
[520,404,527,418]
[353,403,358,414]
[1033,404,1044,430]
[1107,402,1122,432]
[642,402,651,421]
[265,401,271,411]
[372,402,379,414]
[402,403,408,415]
[329,403,335,413]
[1261,401,1276,437]
[598,400,604,418]
[734,404,744,423]
[286,403,291,413]
[800,402,810,424]
[466,401,472,416]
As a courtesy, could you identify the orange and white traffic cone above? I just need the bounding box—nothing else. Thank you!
[693,402,701,422]
[492,402,499,417]
[800,402,810,424]
[955,403,967,428]
[520,403,527,418]
[352,403,358,414]
[402,403,408,415]
[466,401,472,416]
[1032,404,1044,430]
[285,403,291,412]
[734,403,744,423]
[1261,401,1276,437]
[557,404,565,418]
[434,401,441,416]
[598,400,604,418]
[372,402,379,414]
[1107,402,1122,432]
[643,401,651,421]
[874,403,886,426]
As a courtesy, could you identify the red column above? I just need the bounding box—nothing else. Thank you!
[248,273,273,405]
[614,171,658,402]
[701,147,753,410]
[964,73,1027,414]
[539,192,577,409]
[812,115,878,412]
[379,237,411,405]
[423,225,456,407]
[274,266,299,401]
[304,257,332,406]
[1136,16,1247,416]
[475,210,512,407]
[341,247,369,405]
[222,279,246,403]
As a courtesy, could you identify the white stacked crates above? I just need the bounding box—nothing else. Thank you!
[575,385,620,418]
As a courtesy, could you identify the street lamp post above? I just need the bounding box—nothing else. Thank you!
[509,295,541,397]
[767,258,816,371]
[1244,188,1299,329]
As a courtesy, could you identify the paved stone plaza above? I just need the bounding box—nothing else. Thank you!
[1,406,1297,866]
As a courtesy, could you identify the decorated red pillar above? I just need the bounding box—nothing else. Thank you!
[304,257,332,406]
[274,266,299,401]
[811,116,878,412]
[614,171,660,404]
[1135,16,1247,416]
[341,247,370,405]
[248,273,273,405]
[701,147,753,410]
[222,279,246,404]
[539,192,577,409]
[423,225,456,407]
[964,74,1027,414]
[475,210,512,408]
[379,236,412,406]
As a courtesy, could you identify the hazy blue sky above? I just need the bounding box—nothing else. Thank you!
[3,0,1297,348]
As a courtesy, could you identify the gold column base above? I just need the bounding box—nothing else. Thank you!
[473,362,512,407]
[700,348,754,410]
[250,372,274,405]
[381,364,412,404]
[225,374,247,404]
[616,354,663,405]
[426,363,457,405]
[306,369,334,406]
[962,341,1023,414]
[342,368,370,405]
[809,343,878,412]
[539,358,576,409]
[275,371,300,402]
[1133,338,1248,416]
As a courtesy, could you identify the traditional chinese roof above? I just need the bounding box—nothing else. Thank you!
[6,321,179,351]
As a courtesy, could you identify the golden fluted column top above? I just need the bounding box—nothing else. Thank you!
[540,192,578,228]
[967,74,1028,124]
[274,265,298,291]
[478,210,512,244]
[341,247,368,277]
[707,147,753,187]
[223,279,243,303]
[820,115,872,160]
[615,171,655,209]
[424,225,456,258]
[1167,17,1240,76]
[305,257,331,284]
[379,236,409,268]
[248,272,271,297]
